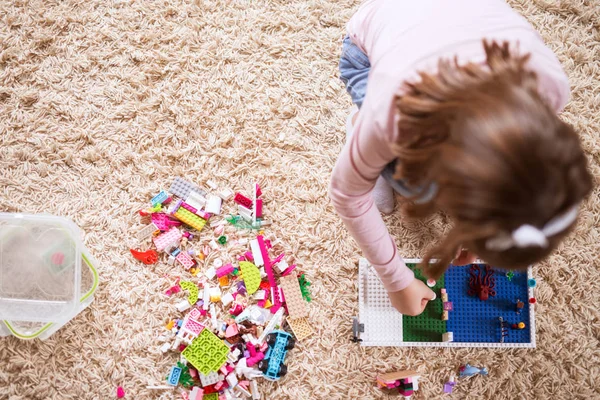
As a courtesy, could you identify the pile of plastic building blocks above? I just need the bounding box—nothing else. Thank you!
[130,177,314,399]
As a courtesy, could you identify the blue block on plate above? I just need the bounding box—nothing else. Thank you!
[445,264,531,343]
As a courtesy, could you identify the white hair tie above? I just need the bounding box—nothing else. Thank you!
[486,204,579,252]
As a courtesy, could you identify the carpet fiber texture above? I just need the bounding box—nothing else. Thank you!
[1,0,599,399]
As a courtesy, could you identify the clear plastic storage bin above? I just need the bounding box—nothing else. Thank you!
[0,213,99,340]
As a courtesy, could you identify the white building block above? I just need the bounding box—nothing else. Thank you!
[176,299,191,312]
[206,195,223,215]
[249,239,264,267]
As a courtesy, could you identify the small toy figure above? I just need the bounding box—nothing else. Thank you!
[443,375,456,393]
[467,264,496,301]
[376,370,420,399]
[515,299,525,315]
[458,364,488,378]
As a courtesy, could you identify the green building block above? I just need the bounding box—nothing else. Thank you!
[402,263,447,342]
[182,329,229,375]
[180,281,199,305]
[239,261,261,294]
[203,394,218,400]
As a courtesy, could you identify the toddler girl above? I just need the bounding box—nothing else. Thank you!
[329,0,593,316]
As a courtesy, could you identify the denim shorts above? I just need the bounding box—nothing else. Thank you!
[339,36,370,109]
[338,36,438,203]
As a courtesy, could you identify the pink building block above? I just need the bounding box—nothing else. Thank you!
[247,352,264,367]
[255,184,262,198]
[189,387,203,400]
[165,284,181,296]
[256,235,282,313]
[176,252,195,270]
[181,202,198,214]
[255,199,263,218]
[239,380,250,389]
[151,212,181,231]
[182,317,204,336]
[234,192,253,208]
[281,264,297,276]
[197,211,211,220]
[188,308,202,320]
[243,251,254,262]
[246,345,265,366]
[271,253,285,265]
[153,227,183,251]
[216,263,234,278]
[225,324,238,338]
[256,236,274,285]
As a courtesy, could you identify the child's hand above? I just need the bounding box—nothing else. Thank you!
[453,248,478,266]
[388,279,435,316]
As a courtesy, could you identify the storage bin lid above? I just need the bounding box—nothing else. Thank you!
[0,213,81,322]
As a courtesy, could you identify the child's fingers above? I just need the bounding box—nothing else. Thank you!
[465,252,477,264]
[455,247,462,259]
[420,287,436,310]
[453,249,478,266]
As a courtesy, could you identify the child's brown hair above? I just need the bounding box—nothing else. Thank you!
[393,40,593,279]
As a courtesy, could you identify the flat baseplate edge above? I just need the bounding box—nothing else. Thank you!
[357,258,536,348]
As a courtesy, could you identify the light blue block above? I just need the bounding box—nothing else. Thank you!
[167,366,182,386]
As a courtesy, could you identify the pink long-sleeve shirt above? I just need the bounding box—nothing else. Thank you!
[329,0,570,292]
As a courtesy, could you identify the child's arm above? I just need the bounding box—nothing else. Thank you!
[329,108,415,293]
[329,110,435,316]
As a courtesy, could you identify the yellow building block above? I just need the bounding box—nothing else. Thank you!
[174,207,207,231]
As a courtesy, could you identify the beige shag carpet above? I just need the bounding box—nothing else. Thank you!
[1,0,599,399]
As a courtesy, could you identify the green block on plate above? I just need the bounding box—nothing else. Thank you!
[402,263,447,342]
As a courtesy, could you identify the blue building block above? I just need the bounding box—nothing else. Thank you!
[445,264,531,344]
[261,330,294,381]
[151,190,169,206]
[167,366,182,386]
